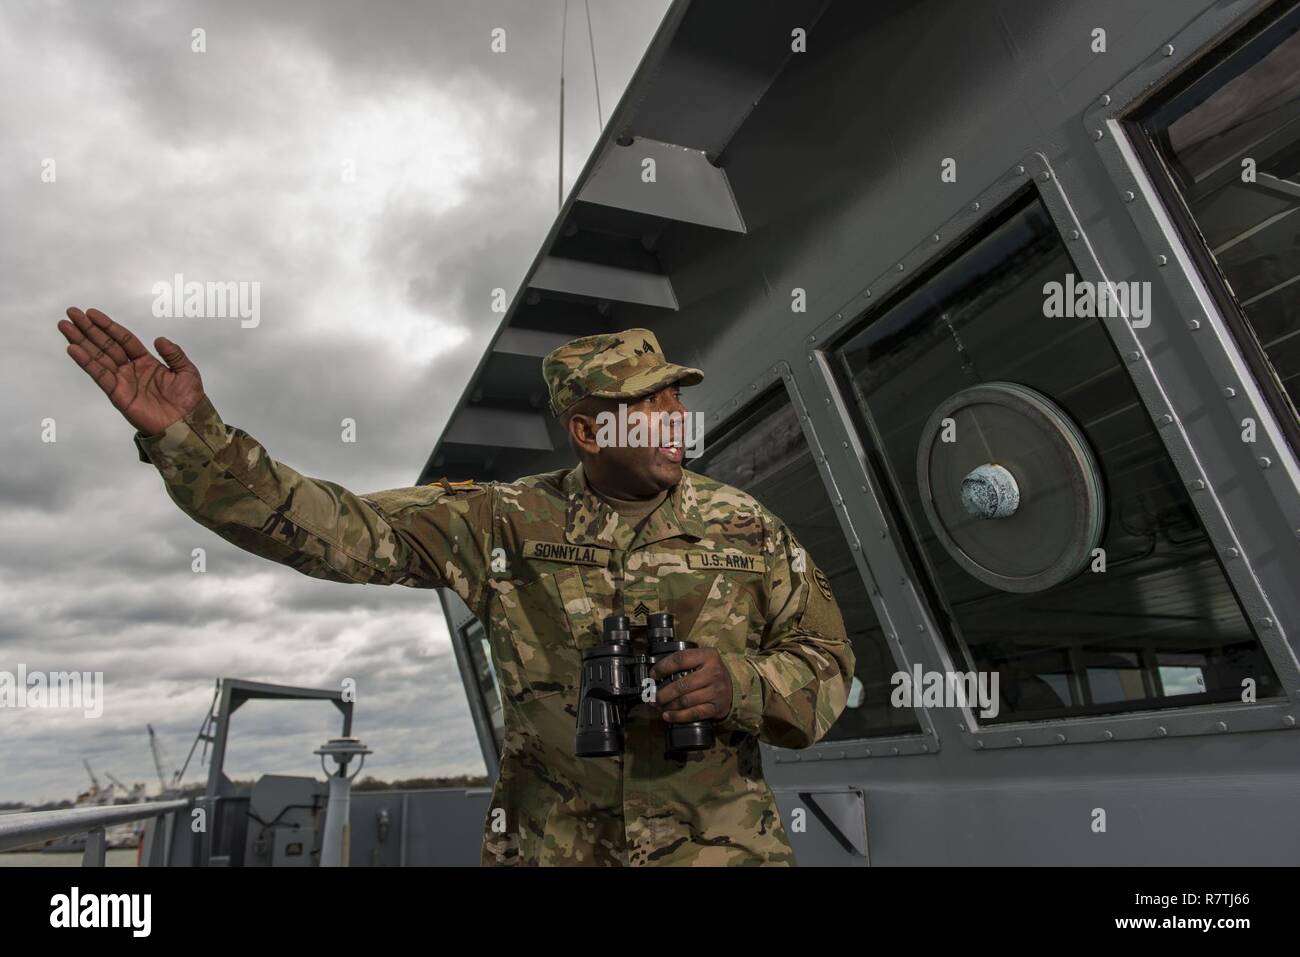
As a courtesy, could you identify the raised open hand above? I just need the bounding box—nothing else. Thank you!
[58,307,205,436]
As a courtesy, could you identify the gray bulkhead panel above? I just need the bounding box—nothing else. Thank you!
[432,0,1300,864]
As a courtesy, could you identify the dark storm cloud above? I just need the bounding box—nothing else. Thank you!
[0,0,670,804]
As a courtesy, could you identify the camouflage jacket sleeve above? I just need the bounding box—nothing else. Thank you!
[715,518,855,749]
[133,394,493,611]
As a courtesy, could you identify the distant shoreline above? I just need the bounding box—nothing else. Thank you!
[0,849,138,867]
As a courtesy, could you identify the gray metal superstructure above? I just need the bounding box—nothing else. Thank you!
[424,0,1300,865]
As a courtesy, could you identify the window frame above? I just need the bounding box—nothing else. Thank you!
[692,378,936,758]
[440,590,503,778]
[793,145,1299,752]
[1129,0,1300,461]
[828,186,1284,725]
[1076,0,1300,728]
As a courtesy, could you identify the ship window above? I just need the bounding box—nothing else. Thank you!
[695,387,921,740]
[1159,660,1208,696]
[831,194,1282,723]
[1137,3,1300,445]
[463,618,504,753]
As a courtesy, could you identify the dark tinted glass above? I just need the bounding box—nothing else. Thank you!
[1144,7,1300,427]
[833,197,1281,722]
[697,389,921,740]
[464,618,504,753]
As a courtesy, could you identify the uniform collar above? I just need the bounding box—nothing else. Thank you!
[563,463,707,550]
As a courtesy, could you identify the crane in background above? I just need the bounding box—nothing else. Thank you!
[77,759,114,804]
[105,771,148,802]
[148,723,178,797]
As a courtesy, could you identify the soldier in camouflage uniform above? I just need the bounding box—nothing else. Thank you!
[58,306,855,866]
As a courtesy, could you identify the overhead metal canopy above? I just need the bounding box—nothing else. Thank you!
[529,256,679,309]
[442,407,554,452]
[612,0,834,159]
[578,136,746,233]
[492,326,573,359]
[419,0,832,485]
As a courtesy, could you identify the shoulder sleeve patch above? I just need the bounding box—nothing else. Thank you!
[813,565,834,600]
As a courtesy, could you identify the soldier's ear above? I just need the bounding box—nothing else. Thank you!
[568,411,603,455]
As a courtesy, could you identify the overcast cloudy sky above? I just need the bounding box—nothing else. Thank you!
[0,0,670,806]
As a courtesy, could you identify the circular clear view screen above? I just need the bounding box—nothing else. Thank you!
[917,382,1105,593]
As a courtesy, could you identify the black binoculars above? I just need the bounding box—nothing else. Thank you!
[575,612,716,759]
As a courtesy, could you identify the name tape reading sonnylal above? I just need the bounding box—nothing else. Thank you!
[522,542,765,573]
[523,541,611,566]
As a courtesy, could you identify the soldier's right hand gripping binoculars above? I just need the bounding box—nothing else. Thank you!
[575,612,716,759]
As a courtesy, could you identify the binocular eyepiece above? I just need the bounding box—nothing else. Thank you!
[575,612,716,759]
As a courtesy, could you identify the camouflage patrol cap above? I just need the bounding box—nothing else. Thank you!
[543,328,704,416]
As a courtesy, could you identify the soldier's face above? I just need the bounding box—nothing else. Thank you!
[575,385,689,497]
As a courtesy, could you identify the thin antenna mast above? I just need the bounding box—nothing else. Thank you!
[559,0,568,211]
[585,0,603,131]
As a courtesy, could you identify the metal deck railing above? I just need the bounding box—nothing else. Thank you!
[0,799,189,866]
